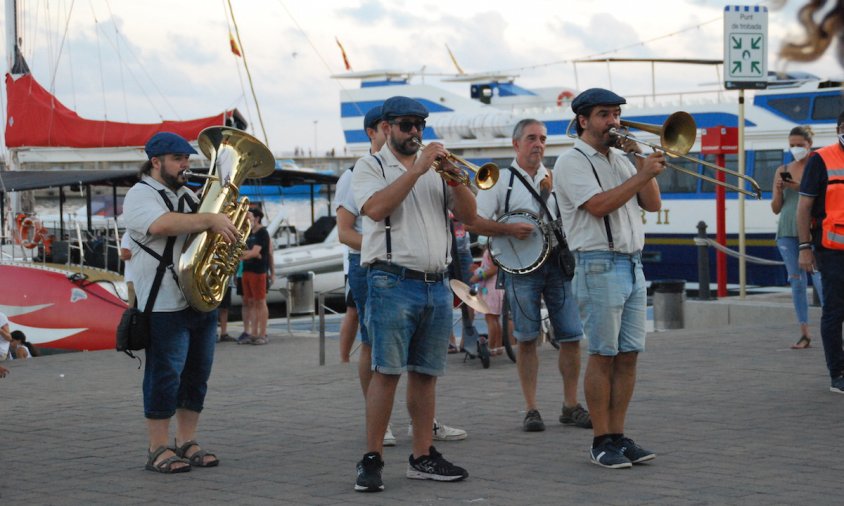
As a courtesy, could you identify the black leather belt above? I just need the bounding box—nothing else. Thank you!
[370,261,446,283]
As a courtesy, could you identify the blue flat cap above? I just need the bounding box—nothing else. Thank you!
[571,88,626,114]
[144,132,197,159]
[363,105,383,130]
[381,96,429,119]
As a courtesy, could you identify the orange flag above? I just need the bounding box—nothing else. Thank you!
[336,37,352,71]
[229,32,242,57]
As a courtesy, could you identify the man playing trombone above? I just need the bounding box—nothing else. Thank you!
[351,96,475,492]
[554,88,665,469]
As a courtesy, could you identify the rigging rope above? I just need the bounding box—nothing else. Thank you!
[227,0,270,148]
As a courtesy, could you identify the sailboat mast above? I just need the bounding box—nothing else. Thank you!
[5,0,16,74]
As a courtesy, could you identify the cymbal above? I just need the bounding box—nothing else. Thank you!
[449,279,491,314]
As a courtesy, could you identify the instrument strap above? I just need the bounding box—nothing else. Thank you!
[132,181,183,312]
[508,167,568,246]
[371,153,449,266]
[573,148,614,251]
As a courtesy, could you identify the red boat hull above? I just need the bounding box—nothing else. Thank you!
[0,263,128,351]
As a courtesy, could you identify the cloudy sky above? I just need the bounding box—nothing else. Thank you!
[0,0,838,156]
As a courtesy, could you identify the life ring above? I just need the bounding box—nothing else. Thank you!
[556,90,574,107]
[20,217,45,249]
[14,213,27,244]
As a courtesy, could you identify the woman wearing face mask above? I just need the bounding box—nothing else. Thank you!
[772,125,823,349]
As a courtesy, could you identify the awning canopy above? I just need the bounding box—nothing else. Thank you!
[0,167,338,193]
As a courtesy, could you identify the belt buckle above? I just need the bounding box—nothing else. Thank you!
[423,271,438,283]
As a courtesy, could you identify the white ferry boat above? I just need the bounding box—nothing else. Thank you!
[334,63,843,286]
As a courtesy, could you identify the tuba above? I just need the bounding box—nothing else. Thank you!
[177,126,275,312]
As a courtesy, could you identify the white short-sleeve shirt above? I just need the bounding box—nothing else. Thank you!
[553,138,645,253]
[352,146,455,272]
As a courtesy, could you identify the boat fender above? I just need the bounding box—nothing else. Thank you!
[20,217,44,249]
[556,90,574,107]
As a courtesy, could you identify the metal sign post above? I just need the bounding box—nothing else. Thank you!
[724,5,767,297]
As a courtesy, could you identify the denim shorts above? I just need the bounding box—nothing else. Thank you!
[504,259,583,343]
[347,252,370,345]
[574,251,646,356]
[364,267,452,376]
[143,308,218,419]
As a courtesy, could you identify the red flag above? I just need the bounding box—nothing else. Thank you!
[229,32,242,57]
[336,37,352,71]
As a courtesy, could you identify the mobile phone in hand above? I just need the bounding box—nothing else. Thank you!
[780,172,793,182]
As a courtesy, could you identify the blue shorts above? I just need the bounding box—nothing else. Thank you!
[347,253,370,345]
[504,259,583,343]
[574,251,646,356]
[364,267,452,376]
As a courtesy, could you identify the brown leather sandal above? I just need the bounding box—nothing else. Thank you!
[174,439,219,468]
[145,446,190,473]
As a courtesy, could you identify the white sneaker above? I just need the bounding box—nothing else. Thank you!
[407,419,468,441]
[383,423,396,446]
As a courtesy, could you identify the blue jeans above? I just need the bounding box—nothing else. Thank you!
[574,251,647,356]
[504,259,583,343]
[347,252,370,345]
[777,237,824,325]
[816,250,844,378]
[365,267,452,376]
[143,308,218,419]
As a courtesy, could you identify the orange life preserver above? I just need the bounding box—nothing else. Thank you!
[14,213,27,244]
[556,90,574,107]
[20,217,44,249]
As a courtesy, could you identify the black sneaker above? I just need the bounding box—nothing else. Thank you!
[830,376,844,394]
[355,452,384,492]
[589,439,632,469]
[523,409,545,432]
[406,446,468,482]
[617,437,656,464]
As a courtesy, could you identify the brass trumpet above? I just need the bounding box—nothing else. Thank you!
[412,138,498,190]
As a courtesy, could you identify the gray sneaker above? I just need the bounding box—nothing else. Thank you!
[560,403,592,428]
[523,409,545,432]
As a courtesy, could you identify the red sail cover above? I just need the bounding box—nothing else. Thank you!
[5,73,235,148]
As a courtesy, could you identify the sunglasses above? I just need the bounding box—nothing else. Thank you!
[390,119,426,133]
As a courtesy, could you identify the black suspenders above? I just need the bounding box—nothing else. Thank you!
[371,154,448,266]
[573,148,615,251]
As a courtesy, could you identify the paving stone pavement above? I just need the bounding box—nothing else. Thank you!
[1,314,842,505]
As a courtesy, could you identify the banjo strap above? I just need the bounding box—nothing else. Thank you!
[508,167,567,246]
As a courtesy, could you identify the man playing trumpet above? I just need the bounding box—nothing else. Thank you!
[351,96,475,491]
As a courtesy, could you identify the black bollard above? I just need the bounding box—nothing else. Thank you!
[697,221,711,300]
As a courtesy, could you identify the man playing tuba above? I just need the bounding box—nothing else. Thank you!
[123,132,239,473]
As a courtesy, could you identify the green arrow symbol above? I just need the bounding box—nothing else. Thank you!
[751,37,762,50]
[751,61,761,74]
[732,36,742,49]
[732,61,742,73]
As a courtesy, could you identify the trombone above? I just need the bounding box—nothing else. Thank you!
[566,112,762,199]
[412,138,499,190]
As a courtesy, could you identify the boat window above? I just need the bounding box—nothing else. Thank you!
[700,154,739,193]
[767,97,811,122]
[655,154,698,193]
[752,149,784,192]
[812,95,844,121]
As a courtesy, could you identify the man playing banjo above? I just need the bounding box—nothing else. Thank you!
[471,119,591,432]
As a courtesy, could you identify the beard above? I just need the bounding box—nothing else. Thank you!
[603,128,620,148]
[391,135,419,157]
[161,169,186,190]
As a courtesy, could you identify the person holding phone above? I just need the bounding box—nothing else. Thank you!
[772,125,823,349]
